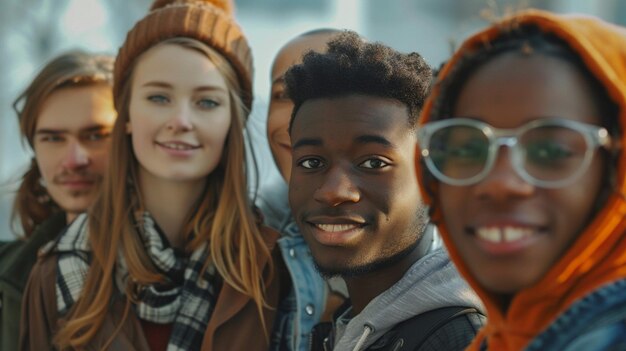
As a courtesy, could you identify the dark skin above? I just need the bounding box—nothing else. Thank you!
[289,94,428,313]
[438,53,606,309]
[343,245,426,313]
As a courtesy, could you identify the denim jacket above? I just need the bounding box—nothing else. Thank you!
[269,217,328,351]
[257,180,328,351]
[523,279,626,351]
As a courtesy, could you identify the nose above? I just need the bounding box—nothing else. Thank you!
[167,105,193,132]
[473,147,535,201]
[313,165,360,206]
[61,140,90,170]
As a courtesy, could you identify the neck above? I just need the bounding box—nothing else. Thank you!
[344,227,433,315]
[138,171,206,249]
[66,212,77,224]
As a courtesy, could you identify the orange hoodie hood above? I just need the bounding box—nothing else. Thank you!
[417,9,626,351]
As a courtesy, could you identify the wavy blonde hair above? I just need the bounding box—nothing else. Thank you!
[54,38,272,349]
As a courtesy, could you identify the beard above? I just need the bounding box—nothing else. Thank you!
[313,205,430,279]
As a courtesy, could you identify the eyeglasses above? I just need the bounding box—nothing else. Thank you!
[417,118,612,188]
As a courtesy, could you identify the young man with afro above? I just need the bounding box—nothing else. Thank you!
[286,31,485,350]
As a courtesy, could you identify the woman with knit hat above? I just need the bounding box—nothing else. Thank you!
[19,1,290,350]
[417,9,626,350]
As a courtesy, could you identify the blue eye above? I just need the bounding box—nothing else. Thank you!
[197,98,219,109]
[147,94,169,104]
[298,158,325,169]
[359,158,389,169]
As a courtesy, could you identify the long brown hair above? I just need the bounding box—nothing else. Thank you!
[55,38,273,349]
[11,51,114,238]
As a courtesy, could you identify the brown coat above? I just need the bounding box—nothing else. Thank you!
[19,226,286,351]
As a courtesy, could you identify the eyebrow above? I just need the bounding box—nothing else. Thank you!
[292,138,322,150]
[355,135,397,148]
[35,125,112,135]
[141,81,227,93]
[292,135,397,150]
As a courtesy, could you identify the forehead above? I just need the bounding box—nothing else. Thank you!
[271,33,336,81]
[453,52,602,127]
[133,43,227,89]
[37,85,115,129]
[291,94,411,143]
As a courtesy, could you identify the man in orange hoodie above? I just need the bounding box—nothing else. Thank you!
[417,9,626,350]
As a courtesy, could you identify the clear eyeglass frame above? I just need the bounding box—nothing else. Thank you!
[417,117,612,188]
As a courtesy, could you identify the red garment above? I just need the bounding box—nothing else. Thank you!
[417,9,626,351]
[140,320,173,351]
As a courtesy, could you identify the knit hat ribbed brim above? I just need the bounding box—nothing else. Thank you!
[113,0,253,110]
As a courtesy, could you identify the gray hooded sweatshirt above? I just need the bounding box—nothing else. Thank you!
[332,231,484,351]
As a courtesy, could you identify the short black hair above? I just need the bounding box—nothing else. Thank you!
[285,30,432,132]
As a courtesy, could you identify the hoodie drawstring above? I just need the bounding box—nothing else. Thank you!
[352,324,373,351]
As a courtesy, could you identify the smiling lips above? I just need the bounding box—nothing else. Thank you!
[472,225,542,255]
[476,226,533,243]
[158,141,199,150]
[309,221,365,246]
[156,141,200,156]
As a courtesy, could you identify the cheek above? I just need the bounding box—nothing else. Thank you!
[288,172,315,203]
[130,126,151,154]
[553,163,606,236]
[203,115,232,147]
[267,105,291,136]
[288,180,304,211]
[33,147,58,179]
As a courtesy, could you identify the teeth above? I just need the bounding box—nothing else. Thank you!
[477,227,501,242]
[476,226,533,243]
[316,224,357,232]
[504,227,531,242]
[162,142,194,150]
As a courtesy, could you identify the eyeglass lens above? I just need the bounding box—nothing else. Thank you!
[428,124,590,183]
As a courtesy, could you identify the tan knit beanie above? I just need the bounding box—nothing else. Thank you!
[113,0,253,110]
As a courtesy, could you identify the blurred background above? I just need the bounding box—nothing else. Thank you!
[1,0,625,239]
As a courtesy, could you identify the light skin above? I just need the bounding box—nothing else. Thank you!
[289,94,427,313]
[268,32,337,182]
[34,84,116,223]
[128,43,232,248]
[437,53,606,308]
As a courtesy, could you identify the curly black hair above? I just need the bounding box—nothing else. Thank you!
[284,30,432,132]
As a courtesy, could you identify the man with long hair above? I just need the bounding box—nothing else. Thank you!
[0,51,115,351]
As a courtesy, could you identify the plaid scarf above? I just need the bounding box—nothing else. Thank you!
[55,212,219,351]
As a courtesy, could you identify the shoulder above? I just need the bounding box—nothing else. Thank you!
[0,240,26,274]
[0,213,66,290]
[416,309,486,351]
[526,279,626,351]
[369,307,485,351]
[25,253,59,293]
[560,321,626,351]
[22,255,57,336]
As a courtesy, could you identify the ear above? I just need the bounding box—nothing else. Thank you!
[126,121,132,134]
